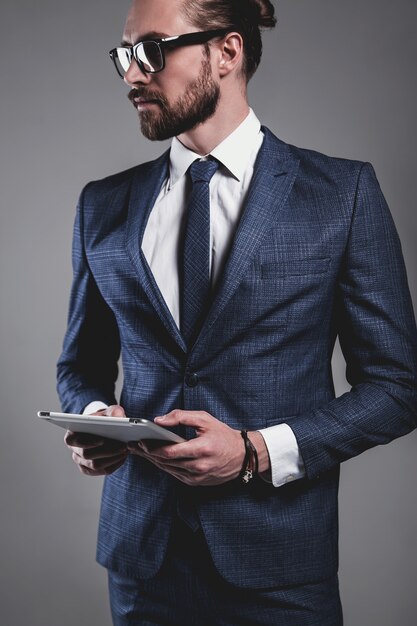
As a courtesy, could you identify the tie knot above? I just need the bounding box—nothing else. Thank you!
[189,158,219,184]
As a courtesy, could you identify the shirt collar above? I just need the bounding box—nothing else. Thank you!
[168,109,262,188]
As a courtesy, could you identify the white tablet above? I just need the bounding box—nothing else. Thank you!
[38,411,185,443]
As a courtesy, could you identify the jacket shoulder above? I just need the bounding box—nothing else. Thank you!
[262,127,366,181]
[79,150,170,205]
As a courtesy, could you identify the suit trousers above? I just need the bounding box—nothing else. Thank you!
[107,515,343,626]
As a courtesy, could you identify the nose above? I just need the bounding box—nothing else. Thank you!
[123,58,152,87]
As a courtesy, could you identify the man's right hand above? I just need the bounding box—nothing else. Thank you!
[64,405,128,476]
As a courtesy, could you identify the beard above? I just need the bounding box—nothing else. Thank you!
[128,54,220,141]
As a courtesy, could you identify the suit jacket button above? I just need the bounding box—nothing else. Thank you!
[185,372,199,387]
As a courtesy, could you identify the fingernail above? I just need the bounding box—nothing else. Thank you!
[155,415,165,422]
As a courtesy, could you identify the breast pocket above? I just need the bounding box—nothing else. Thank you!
[259,256,333,329]
[261,257,331,279]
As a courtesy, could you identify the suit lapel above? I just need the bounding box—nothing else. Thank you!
[126,150,187,352]
[194,128,300,351]
[125,129,299,354]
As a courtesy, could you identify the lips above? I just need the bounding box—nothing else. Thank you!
[134,97,157,106]
[128,89,165,112]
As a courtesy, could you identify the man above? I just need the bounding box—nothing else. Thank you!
[58,0,417,623]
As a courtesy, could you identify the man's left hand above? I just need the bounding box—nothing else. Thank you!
[127,410,269,486]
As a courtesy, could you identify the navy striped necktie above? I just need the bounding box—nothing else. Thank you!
[181,158,219,346]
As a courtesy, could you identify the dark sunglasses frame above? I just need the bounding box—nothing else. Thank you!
[109,29,230,78]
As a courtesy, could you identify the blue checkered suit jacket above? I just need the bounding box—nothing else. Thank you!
[57,128,417,587]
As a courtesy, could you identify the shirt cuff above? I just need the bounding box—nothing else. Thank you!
[258,423,306,488]
[82,401,109,415]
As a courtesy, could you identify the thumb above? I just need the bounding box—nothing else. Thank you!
[106,405,126,418]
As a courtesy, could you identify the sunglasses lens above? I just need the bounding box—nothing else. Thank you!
[112,48,132,77]
[110,41,164,77]
[136,41,163,73]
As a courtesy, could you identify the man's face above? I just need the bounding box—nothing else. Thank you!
[122,0,221,141]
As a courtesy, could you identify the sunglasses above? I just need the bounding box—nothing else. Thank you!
[109,29,230,78]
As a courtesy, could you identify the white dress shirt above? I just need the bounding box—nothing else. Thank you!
[85,110,305,488]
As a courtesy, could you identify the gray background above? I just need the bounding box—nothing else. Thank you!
[1,0,416,624]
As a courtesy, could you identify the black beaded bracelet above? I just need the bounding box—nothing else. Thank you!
[238,431,251,483]
[239,430,259,484]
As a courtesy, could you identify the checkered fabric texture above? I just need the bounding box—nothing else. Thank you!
[57,128,417,588]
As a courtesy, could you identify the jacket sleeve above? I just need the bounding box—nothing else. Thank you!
[289,162,417,480]
[57,186,121,414]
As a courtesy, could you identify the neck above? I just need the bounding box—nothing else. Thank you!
[177,93,250,155]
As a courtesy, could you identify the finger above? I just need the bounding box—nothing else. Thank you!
[73,441,127,460]
[148,439,202,461]
[73,450,128,472]
[79,456,126,477]
[127,439,185,452]
[69,435,127,457]
[65,430,104,448]
[127,442,146,456]
[129,449,203,485]
[126,442,204,482]
[127,442,178,460]
[126,444,184,472]
[137,454,191,482]
[154,410,212,429]
[127,440,196,462]
[105,405,126,418]
[130,444,205,475]
[127,441,157,453]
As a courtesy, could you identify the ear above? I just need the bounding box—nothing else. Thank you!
[217,32,244,77]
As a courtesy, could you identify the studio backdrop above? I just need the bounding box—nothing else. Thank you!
[1,1,416,624]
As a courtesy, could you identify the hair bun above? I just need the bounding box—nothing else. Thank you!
[249,0,277,28]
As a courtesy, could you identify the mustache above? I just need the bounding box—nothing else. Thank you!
[127,88,168,108]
